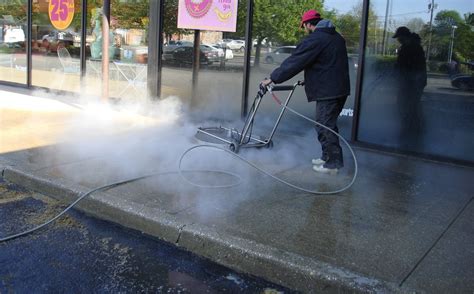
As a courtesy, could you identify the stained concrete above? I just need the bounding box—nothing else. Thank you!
[402,200,474,291]
[0,182,291,293]
[2,88,474,292]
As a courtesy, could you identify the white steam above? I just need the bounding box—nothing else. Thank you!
[27,91,353,219]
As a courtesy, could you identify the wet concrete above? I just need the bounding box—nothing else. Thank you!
[2,88,474,292]
[3,141,474,292]
[0,180,291,293]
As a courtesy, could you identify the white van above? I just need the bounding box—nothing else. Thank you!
[4,27,25,43]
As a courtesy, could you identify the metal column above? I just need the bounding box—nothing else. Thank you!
[351,0,370,141]
[147,0,165,99]
[241,0,254,118]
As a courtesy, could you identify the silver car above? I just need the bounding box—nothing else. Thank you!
[263,46,296,64]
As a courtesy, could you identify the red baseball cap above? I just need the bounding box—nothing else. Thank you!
[300,9,321,28]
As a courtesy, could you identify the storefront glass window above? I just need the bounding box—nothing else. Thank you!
[160,0,192,101]
[0,0,27,84]
[161,0,245,120]
[82,0,149,101]
[358,0,474,161]
[31,0,82,91]
[248,0,361,138]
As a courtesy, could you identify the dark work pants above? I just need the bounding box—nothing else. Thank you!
[315,96,347,169]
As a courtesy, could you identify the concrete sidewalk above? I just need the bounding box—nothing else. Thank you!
[1,87,473,293]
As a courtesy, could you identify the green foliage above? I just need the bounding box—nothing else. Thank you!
[405,17,425,33]
[163,0,190,37]
[465,13,474,26]
[112,0,149,29]
[332,12,360,50]
[434,10,463,26]
[0,1,27,23]
[329,2,378,54]
[427,10,474,61]
[252,0,323,45]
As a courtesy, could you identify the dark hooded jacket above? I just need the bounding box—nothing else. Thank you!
[270,20,350,101]
[395,32,427,90]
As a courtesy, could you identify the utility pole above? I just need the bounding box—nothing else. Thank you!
[381,0,390,55]
[426,0,437,62]
[448,25,457,63]
[374,20,378,54]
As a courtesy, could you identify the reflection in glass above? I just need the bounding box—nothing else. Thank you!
[83,0,149,101]
[0,0,27,84]
[161,0,245,120]
[31,0,81,91]
[358,0,474,161]
[249,1,360,137]
[393,26,427,145]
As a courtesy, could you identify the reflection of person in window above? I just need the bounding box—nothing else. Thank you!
[393,26,427,145]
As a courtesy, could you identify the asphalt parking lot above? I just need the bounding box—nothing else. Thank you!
[0,179,292,293]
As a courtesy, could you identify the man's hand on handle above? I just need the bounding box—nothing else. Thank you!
[257,78,273,97]
[260,78,273,88]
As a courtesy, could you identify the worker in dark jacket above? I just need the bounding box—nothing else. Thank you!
[261,9,350,174]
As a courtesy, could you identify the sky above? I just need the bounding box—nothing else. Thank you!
[324,0,473,23]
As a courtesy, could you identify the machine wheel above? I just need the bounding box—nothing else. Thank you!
[265,56,274,64]
[229,142,239,153]
[265,140,274,149]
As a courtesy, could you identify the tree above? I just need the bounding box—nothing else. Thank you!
[111,0,148,30]
[429,10,474,61]
[328,2,377,54]
[465,13,474,26]
[406,17,425,33]
[328,1,378,54]
[162,0,191,41]
[249,0,324,65]
[0,0,27,23]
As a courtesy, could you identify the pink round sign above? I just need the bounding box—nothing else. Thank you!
[185,0,213,18]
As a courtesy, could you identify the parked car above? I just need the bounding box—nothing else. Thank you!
[201,44,222,58]
[252,38,270,47]
[446,61,474,91]
[162,45,219,66]
[207,44,234,60]
[164,40,193,48]
[42,30,75,44]
[163,40,193,55]
[3,27,25,44]
[224,39,245,52]
[262,46,296,64]
[451,74,474,91]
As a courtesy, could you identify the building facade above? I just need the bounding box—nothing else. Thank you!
[0,0,473,164]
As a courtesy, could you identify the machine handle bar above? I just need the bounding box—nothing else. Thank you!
[271,85,294,91]
[258,80,304,97]
[269,80,305,92]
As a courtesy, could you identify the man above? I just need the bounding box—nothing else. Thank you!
[392,26,427,146]
[261,10,350,174]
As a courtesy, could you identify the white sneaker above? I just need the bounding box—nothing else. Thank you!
[311,158,326,166]
[312,165,338,175]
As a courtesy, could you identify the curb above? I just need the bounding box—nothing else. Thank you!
[1,166,412,293]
